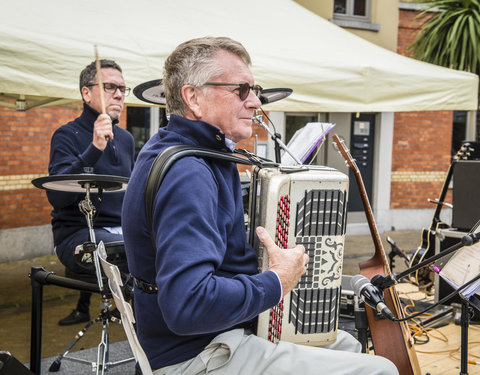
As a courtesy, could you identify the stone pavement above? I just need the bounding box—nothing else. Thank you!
[0,230,420,367]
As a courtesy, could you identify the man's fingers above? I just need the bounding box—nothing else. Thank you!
[256,226,276,249]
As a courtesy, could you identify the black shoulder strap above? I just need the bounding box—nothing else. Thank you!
[144,145,275,243]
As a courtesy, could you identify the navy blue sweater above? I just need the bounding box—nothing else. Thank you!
[122,115,281,370]
[47,103,135,246]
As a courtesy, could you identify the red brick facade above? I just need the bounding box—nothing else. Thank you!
[391,8,453,209]
[0,103,127,230]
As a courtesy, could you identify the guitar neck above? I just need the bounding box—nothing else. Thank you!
[350,166,389,271]
[332,134,389,272]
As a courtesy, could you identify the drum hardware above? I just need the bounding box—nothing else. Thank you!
[31,173,134,375]
[77,179,105,291]
[31,173,129,193]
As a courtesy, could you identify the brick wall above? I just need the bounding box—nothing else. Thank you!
[392,8,453,210]
[0,103,127,230]
[391,110,453,209]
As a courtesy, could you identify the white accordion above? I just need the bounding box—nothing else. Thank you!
[250,166,349,346]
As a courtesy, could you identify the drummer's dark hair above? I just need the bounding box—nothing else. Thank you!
[163,37,251,116]
[79,59,123,96]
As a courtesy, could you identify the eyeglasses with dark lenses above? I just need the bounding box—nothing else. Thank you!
[87,82,131,96]
[204,82,263,101]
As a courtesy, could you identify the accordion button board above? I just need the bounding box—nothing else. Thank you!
[252,167,349,346]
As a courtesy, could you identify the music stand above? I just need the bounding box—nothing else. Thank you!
[31,174,133,375]
[282,122,336,165]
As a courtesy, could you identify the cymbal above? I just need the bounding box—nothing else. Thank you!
[133,79,293,106]
[133,79,166,106]
[31,174,129,193]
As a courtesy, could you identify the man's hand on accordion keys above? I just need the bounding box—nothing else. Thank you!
[255,226,309,296]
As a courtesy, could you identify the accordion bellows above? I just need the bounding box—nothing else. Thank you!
[251,166,349,346]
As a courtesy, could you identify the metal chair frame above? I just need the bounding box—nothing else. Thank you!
[98,241,153,375]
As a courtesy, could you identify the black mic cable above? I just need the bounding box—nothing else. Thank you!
[372,272,480,323]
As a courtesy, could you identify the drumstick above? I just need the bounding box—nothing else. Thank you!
[94,45,109,141]
[94,45,106,115]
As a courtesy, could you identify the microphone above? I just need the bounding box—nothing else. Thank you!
[462,231,480,246]
[351,275,396,321]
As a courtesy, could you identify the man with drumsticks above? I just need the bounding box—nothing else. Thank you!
[122,37,398,374]
[47,59,135,325]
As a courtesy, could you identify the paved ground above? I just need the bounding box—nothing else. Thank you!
[0,230,420,368]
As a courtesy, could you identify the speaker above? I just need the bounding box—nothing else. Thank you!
[0,352,34,375]
[452,160,480,232]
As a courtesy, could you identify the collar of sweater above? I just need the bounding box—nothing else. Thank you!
[77,103,120,132]
[166,115,233,152]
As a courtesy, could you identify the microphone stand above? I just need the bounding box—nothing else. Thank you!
[371,232,480,291]
[252,113,302,165]
[370,231,480,375]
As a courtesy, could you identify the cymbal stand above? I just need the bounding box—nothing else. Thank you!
[78,182,104,292]
[50,183,133,374]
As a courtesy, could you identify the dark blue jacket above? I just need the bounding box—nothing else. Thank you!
[47,103,135,245]
[122,115,281,370]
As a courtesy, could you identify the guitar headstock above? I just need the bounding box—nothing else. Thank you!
[332,134,360,173]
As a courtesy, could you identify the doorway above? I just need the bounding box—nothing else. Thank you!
[347,113,375,212]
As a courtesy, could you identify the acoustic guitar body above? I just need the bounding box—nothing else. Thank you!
[360,258,421,375]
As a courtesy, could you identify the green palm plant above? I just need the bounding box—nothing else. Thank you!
[409,0,480,136]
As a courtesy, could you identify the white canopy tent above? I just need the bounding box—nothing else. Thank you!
[0,0,477,112]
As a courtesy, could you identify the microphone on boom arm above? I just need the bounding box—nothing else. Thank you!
[351,274,396,321]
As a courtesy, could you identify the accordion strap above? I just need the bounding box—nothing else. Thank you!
[144,144,275,245]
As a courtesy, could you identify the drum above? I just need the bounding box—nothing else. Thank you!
[74,241,128,274]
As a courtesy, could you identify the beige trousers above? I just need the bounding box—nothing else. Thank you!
[153,329,398,375]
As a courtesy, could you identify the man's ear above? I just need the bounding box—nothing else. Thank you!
[81,86,91,104]
[181,85,202,119]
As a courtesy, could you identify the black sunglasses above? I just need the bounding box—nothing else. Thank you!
[203,82,263,101]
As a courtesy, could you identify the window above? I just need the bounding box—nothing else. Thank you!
[333,0,370,18]
[126,107,168,158]
[334,0,369,21]
[332,0,379,31]
[127,107,151,158]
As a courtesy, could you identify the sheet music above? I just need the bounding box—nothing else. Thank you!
[282,122,335,165]
[439,241,480,298]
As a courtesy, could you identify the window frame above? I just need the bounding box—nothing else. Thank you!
[331,0,379,31]
[333,0,372,23]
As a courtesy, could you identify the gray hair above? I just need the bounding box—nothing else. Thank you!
[163,36,252,116]
[79,59,123,95]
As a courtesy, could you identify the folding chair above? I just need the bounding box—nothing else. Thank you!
[98,241,153,375]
